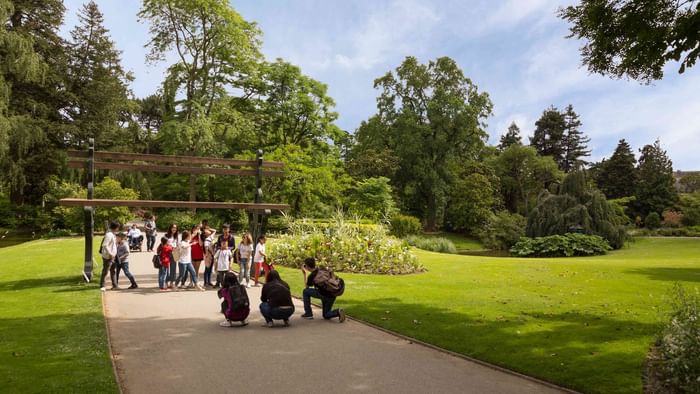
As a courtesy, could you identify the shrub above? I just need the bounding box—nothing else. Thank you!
[43,229,72,238]
[389,214,422,237]
[644,285,700,393]
[681,207,700,226]
[405,236,457,254]
[645,212,661,229]
[478,211,526,251]
[93,177,139,230]
[347,177,397,221]
[510,233,612,257]
[662,210,683,228]
[270,215,422,274]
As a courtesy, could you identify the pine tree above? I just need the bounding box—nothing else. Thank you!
[497,122,522,151]
[530,106,566,167]
[561,104,590,172]
[633,139,678,216]
[66,1,131,149]
[596,139,637,199]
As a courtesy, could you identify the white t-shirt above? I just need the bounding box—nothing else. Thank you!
[215,249,231,271]
[179,240,192,264]
[238,243,253,259]
[167,234,179,247]
[253,242,266,263]
[131,228,142,238]
[101,231,117,260]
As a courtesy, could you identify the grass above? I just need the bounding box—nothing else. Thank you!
[423,232,484,251]
[0,238,118,393]
[276,237,700,394]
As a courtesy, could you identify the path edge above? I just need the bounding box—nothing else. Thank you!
[298,296,579,394]
[101,292,125,394]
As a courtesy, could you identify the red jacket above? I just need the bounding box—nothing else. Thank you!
[159,244,173,268]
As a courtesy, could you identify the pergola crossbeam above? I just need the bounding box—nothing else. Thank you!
[59,198,289,211]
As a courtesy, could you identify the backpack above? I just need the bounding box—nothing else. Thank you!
[152,254,162,269]
[229,284,250,311]
[220,285,250,322]
[313,268,345,297]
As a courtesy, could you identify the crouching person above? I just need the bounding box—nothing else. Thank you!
[260,270,294,327]
[218,272,250,327]
[301,257,346,322]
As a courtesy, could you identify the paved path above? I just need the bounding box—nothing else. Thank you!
[103,245,567,394]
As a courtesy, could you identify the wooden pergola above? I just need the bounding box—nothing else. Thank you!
[60,139,289,282]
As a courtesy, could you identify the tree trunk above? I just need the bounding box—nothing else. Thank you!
[426,194,438,232]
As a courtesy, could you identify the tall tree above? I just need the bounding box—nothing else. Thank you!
[560,0,700,82]
[497,122,522,151]
[596,139,637,199]
[561,104,590,172]
[356,56,493,230]
[633,139,679,216]
[0,0,67,205]
[530,106,566,167]
[133,94,163,153]
[65,1,132,149]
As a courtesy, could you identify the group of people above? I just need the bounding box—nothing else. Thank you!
[98,218,346,326]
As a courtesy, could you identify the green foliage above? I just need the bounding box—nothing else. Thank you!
[444,167,497,234]
[270,215,422,274]
[679,173,700,193]
[530,105,590,172]
[92,178,138,229]
[405,235,457,254]
[645,212,661,229]
[608,196,635,225]
[596,139,638,199]
[347,177,397,221]
[561,104,590,172]
[681,207,700,226]
[651,285,700,393]
[633,140,678,217]
[510,233,612,257]
[560,0,700,81]
[497,122,522,151]
[527,171,626,249]
[389,214,422,237]
[478,211,527,251]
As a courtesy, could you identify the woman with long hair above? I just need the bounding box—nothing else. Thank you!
[165,223,179,288]
[237,233,254,288]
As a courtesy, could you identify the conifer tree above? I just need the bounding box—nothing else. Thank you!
[561,104,590,172]
[530,106,566,167]
[596,139,637,199]
[66,1,131,149]
[633,139,678,216]
[497,122,522,151]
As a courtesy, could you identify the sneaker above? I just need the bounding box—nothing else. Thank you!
[219,320,234,327]
[100,287,106,292]
[187,283,195,289]
[128,284,138,289]
[196,284,205,291]
[301,313,314,320]
[167,283,174,289]
[246,283,251,288]
[338,309,346,323]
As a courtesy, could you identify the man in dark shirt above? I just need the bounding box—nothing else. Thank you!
[300,257,345,322]
[259,270,295,327]
[215,224,235,251]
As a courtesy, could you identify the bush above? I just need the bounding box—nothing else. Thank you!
[93,178,139,230]
[478,211,526,251]
[405,236,457,254]
[390,214,422,237]
[681,207,700,226]
[644,285,700,393]
[270,215,422,274]
[510,233,612,257]
[43,229,72,238]
[662,210,683,228]
[645,212,661,229]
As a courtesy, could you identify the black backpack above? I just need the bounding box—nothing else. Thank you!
[313,268,345,297]
[152,254,162,269]
[228,284,250,311]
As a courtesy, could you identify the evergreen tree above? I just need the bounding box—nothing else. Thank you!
[530,106,566,167]
[497,122,522,151]
[596,139,637,199]
[65,1,131,149]
[561,104,590,172]
[633,139,678,216]
[0,0,67,205]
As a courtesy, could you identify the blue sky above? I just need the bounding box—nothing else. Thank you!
[62,0,700,170]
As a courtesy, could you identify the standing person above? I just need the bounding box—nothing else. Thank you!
[202,226,217,287]
[99,221,120,292]
[259,270,294,327]
[190,224,205,283]
[237,233,253,288]
[144,213,157,252]
[165,223,179,288]
[156,237,172,292]
[300,257,346,322]
[176,231,204,290]
[213,239,233,289]
[115,232,138,289]
[252,235,268,286]
[214,224,235,287]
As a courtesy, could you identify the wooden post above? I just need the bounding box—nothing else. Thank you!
[83,138,95,282]
[249,149,268,246]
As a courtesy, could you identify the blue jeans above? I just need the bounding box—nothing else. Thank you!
[302,288,339,319]
[146,234,156,250]
[260,302,294,323]
[177,262,197,286]
[158,266,169,289]
[203,264,213,285]
[167,252,177,284]
[239,258,250,284]
[116,260,137,287]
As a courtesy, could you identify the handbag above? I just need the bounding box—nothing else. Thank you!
[152,254,162,269]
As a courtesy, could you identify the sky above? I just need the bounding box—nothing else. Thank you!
[61,0,700,170]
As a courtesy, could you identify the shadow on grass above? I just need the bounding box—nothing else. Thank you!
[625,267,700,283]
[0,275,84,291]
[339,296,658,394]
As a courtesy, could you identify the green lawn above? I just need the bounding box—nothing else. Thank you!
[423,232,484,251]
[277,237,700,394]
[0,239,118,393]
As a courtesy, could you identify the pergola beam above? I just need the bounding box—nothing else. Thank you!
[67,160,284,177]
[67,150,284,168]
[59,198,289,211]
